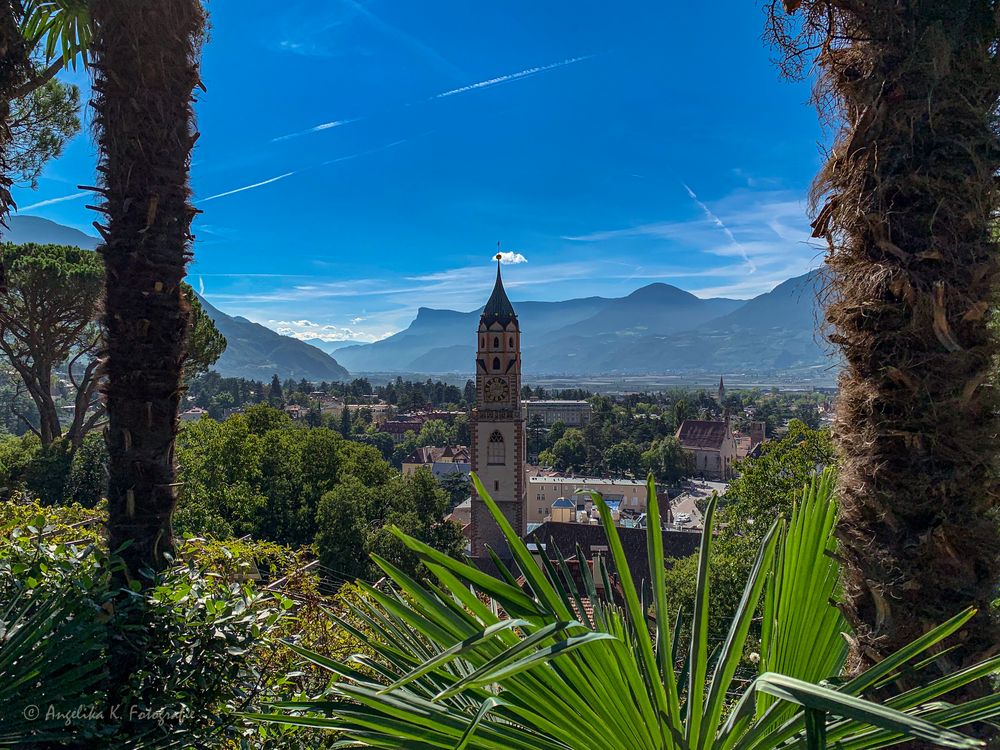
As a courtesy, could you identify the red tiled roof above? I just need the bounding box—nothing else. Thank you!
[676,420,729,450]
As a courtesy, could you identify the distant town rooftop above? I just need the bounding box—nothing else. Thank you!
[528,476,648,486]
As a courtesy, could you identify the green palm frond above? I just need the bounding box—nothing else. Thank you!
[20,0,92,68]
[0,586,106,745]
[756,468,847,721]
[256,469,1000,749]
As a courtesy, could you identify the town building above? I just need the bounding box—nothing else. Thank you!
[448,497,473,533]
[527,475,651,521]
[676,419,738,480]
[470,256,526,559]
[382,417,426,443]
[179,406,208,422]
[735,421,767,460]
[524,520,701,597]
[524,399,592,428]
[401,445,471,478]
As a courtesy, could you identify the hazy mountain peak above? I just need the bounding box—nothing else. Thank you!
[195,293,349,381]
[624,282,700,303]
[5,215,100,249]
[334,269,832,379]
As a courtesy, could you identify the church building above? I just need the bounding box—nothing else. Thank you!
[469,255,526,559]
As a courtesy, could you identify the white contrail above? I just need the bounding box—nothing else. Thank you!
[272,118,358,143]
[198,276,205,296]
[196,138,412,204]
[269,55,593,143]
[198,172,296,203]
[321,138,409,165]
[17,191,89,212]
[682,183,757,274]
[434,55,594,99]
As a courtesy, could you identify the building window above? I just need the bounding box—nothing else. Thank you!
[487,431,505,465]
[494,480,500,492]
[493,336,500,348]
[509,336,514,347]
[492,356,501,371]
[481,337,484,348]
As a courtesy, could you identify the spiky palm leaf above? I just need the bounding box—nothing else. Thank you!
[0,586,106,745]
[20,0,91,68]
[255,470,1000,748]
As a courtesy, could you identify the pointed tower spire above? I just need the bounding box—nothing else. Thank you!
[718,375,729,426]
[481,248,518,327]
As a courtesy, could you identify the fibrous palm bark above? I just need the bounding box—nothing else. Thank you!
[769,0,1000,684]
[0,1,29,250]
[89,0,205,578]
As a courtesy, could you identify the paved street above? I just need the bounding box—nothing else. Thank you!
[670,480,727,530]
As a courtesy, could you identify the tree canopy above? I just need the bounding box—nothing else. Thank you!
[0,243,226,451]
[173,406,464,581]
[0,242,103,446]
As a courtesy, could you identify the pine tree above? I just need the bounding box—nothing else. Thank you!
[268,373,283,406]
[339,402,352,437]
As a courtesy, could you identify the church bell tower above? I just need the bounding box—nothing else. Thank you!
[470,253,526,559]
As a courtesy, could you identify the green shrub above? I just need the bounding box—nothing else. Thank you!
[0,507,296,748]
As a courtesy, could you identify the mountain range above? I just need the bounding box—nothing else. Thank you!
[5,216,350,382]
[333,270,832,377]
[7,215,833,381]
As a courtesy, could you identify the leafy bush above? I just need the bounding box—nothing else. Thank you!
[315,468,465,582]
[0,505,300,748]
[0,431,109,507]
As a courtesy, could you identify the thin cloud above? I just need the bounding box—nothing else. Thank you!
[341,0,463,80]
[198,172,296,203]
[562,219,695,242]
[272,118,358,143]
[268,55,592,145]
[17,191,89,212]
[434,55,594,99]
[321,137,410,165]
[682,183,757,274]
[197,138,412,205]
[497,251,527,264]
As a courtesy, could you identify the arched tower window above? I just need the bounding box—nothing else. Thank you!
[493,336,500,349]
[487,431,505,465]
[509,336,514,347]
[492,356,501,371]
[480,337,484,348]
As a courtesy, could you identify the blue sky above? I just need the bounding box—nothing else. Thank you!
[14,0,826,343]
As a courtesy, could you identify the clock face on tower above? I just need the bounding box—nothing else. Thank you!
[484,376,509,402]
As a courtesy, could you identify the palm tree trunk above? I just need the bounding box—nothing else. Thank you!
[802,0,1000,683]
[90,0,205,579]
[0,1,30,262]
